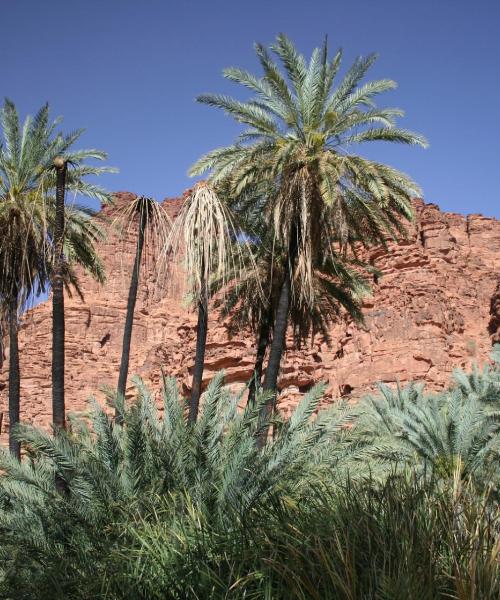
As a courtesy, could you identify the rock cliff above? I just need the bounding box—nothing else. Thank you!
[1,192,499,440]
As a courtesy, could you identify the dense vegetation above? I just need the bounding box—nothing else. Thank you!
[1,35,498,598]
[0,357,498,599]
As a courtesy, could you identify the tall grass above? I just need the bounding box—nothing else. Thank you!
[105,476,498,600]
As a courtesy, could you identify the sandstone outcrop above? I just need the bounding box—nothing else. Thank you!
[1,193,499,441]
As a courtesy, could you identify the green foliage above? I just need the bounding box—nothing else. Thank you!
[0,360,499,598]
[0,99,114,307]
[214,184,376,344]
[0,373,355,598]
[144,475,495,600]
[190,34,427,311]
[357,347,500,487]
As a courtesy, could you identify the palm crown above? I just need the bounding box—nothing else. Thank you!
[0,99,114,305]
[357,354,500,485]
[190,34,427,308]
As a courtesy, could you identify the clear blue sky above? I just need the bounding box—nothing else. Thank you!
[3,0,499,217]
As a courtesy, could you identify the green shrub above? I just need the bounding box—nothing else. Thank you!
[0,373,355,598]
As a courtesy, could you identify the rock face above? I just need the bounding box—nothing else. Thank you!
[1,192,499,441]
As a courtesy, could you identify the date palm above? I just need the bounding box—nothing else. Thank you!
[190,34,427,409]
[166,182,254,422]
[358,354,500,487]
[0,99,113,453]
[214,193,373,406]
[114,195,171,417]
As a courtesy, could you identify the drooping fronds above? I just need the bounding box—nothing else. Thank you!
[164,182,257,303]
[113,195,172,257]
[112,194,172,297]
[189,35,427,310]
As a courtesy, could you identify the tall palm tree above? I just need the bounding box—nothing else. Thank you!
[114,195,171,417]
[166,182,253,423]
[0,99,114,450]
[52,157,67,430]
[214,192,373,407]
[190,34,427,409]
[47,136,112,434]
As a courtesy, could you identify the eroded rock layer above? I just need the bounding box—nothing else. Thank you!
[1,193,499,440]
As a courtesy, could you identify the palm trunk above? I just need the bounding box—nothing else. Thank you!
[258,224,298,446]
[247,307,272,407]
[0,318,5,372]
[188,283,208,424]
[262,267,292,394]
[116,209,147,420]
[52,160,67,431]
[8,299,20,460]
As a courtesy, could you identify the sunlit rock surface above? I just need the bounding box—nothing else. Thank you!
[1,192,499,440]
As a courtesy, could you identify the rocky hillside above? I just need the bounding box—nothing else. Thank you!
[1,192,499,441]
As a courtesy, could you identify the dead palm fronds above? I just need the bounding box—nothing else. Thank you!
[163,182,259,421]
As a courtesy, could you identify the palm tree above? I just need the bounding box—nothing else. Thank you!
[0,99,114,450]
[166,182,253,423]
[52,157,67,430]
[46,132,113,433]
[358,366,500,486]
[214,202,373,408]
[0,205,47,458]
[114,195,171,417]
[190,34,427,411]
[0,369,364,596]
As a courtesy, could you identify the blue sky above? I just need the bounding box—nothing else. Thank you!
[3,0,499,217]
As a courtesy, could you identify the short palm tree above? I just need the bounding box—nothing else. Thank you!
[0,371,356,524]
[358,354,500,486]
[166,182,254,423]
[190,34,427,410]
[114,195,171,416]
[0,372,497,598]
[0,99,114,452]
[0,371,364,597]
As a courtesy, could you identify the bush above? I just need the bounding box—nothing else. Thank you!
[0,373,355,598]
[96,476,500,599]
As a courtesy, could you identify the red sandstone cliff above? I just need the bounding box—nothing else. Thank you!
[0,192,499,441]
